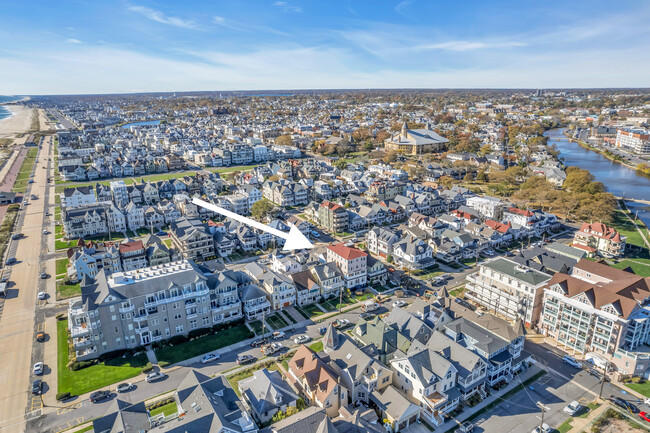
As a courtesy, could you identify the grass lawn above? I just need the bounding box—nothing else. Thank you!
[56,281,82,299]
[57,320,149,396]
[55,224,63,237]
[298,304,324,318]
[281,311,297,324]
[163,238,173,247]
[149,402,177,418]
[308,341,323,352]
[577,402,600,418]
[556,418,572,433]
[294,306,311,320]
[449,287,465,298]
[249,320,264,335]
[266,313,289,330]
[56,258,68,276]
[612,258,650,277]
[73,425,94,433]
[56,239,78,250]
[611,209,650,248]
[413,267,443,280]
[624,381,650,398]
[155,324,252,365]
[319,299,338,312]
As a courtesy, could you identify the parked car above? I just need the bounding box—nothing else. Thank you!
[562,355,582,369]
[609,396,639,413]
[333,319,350,329]
[359,312,374,320]
[36,332,45,342]
[564,400,581,416]
[311,231,320,238]
[31,379,42,395]
[155,231,167,236]
[40,273,48,279]
[392,300,407,308]
[33,362,44,375]
[42,230,49,235]
[483,250,495,256]
[531,424,551,433]
[11,233,23,240]
[318,327,327,335]
[639,412,650,423]
[37,292,47,300]
[251,338,268,347]
[116,383,133,393]
[145,372,166,383]
[457,422,474,433]
[261,343,283,356]
[5,258,15,265]
[45,211,50,216]
[272,331,285,340]
[294,335,311,344]
[89,390,111,403]
[587,368,602,379]
[201,353,220,364]
[236,354,256,365]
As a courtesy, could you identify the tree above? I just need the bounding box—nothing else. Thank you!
[463,172,473,182]
[334,159,348,170]
[476,170,488,183]
[276,135,293,146]
[251,199,274,221]
[386,255,393,263]
[382,151,398,164]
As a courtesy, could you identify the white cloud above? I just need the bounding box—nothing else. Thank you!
[395,1,411,15]
[128,5,198,29]
[415,41,527,51]
[273,2,301,13]
[66,38,82,44]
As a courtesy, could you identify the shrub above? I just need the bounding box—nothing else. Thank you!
[56,392,71,401]
[146,396,175,411]
[69,360,98,371]
[56,313,66,321]
[142,365,154,374]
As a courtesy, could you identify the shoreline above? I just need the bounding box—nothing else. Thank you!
[562,130,649,176]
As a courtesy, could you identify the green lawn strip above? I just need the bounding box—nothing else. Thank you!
[249,320,264,335]
[154,324,252,366]
[281,311,297,324]
[148,401,177,418]
[294,306,311,320]
[308,341,323,352]
[57,319,148,396]
[577,402,600,418]
[72,425,94,433]
[163,238,173,247]
[55,224,63,237]
[56,258,69,276]
[611,209,648,247]
[56,239,77,250]
[227,362,279,396]
[449,287,465,298]
[56,281,82,299]
[266,313,289,330]
[624,380,650,398]
[443,371,547,433]
[556,418,572,433]
[412,267,443,280]
[612,259,650,277]
[318,299,337,312]
[0,205,20,261]
[301,303,324,318]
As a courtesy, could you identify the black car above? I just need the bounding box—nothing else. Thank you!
[359,312,374,320]
[90,390,111,403]
[5,258,16,265]
[31,380,42,395]
[11,233,23,240]
[250,338,268,347]
[609,396,639,413]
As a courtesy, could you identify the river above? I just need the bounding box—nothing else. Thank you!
[545,128,650,227]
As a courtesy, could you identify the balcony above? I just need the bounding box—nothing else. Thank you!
[362,375,378,392]
[119,305,135,314]
[423,389,448,410]
[70,323,91,337]
[76,346,98,358]
[133,314,148,322]
[135,326,149,333]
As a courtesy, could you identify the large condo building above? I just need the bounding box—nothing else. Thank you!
[68,260,241,361]
[615,128,650,155]
[465,257,551,326]
[539,259,650,377]
[573,222,626,258]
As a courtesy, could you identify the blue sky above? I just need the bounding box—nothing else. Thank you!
[1,0,649,94]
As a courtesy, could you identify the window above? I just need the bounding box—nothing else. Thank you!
[175,325,184,334]
[111,315,117,321]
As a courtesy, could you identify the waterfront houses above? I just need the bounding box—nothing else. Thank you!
[573,222,626,258]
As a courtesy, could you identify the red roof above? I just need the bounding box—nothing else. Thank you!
[507,207,534,217]
[119,240,144,253]
[578,222,621,241]
[485,219,512,233]
[327,243,367,260]
[452,210,475,220]
[321,201,344,211]
[572,243,597,252]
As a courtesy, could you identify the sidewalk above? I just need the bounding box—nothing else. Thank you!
[566,403,608,433]
[436,365,544,432]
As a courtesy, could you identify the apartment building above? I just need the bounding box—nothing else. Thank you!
[539,259,650,377]
[62,186,96,208]
[615,128,650,155]
[63,203,109,240]
[318,201,349,233]
[465,257,551,326]
[68,260,241,360]
[244,263,296,310]
[326,243,367,289]
[170,217,215,261]
[573,222,626,258]
[465,195,504,220]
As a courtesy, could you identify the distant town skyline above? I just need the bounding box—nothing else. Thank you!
[1,0,650,94]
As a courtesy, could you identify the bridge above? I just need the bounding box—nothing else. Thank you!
[615,196,650,206]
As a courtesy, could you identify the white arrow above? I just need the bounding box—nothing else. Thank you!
[192,198,313,251]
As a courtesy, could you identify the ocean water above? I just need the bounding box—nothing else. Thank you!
[0,95,24,121]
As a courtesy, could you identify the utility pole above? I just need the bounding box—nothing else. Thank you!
[598,361,609,400]
[536,401,549,432]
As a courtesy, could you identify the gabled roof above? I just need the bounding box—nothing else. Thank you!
[327,243,367,260]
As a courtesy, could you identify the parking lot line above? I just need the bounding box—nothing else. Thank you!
[29,396,43,412]
[56,401,82,415]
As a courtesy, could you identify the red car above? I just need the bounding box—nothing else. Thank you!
[639,412,650,423]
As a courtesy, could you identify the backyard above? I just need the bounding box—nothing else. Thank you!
[154,323,252,365]
[149,401,178,418]
[266,312,289,331]
[56,280,82,299]
[295,303,324,319]
[57,319,150,396]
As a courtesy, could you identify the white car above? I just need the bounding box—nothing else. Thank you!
[294,335,311,344]
[562,355,582,369]
[145,372,166,383]
[33,362,44,375]
[392,300,407,308]
[37,292,47,300]
[564,400,581,416]
[531,424,550,433]
[201,353,220,364]
[272,331,285,340]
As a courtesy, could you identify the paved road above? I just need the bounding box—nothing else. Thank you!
[0,136,51,433]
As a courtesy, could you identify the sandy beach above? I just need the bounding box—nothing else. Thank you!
[0,105,35,138]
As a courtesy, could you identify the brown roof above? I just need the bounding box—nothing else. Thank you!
[327,243,367,260]
[288,345,339,403]
[574,259,636,282]
[119,240,144,253]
